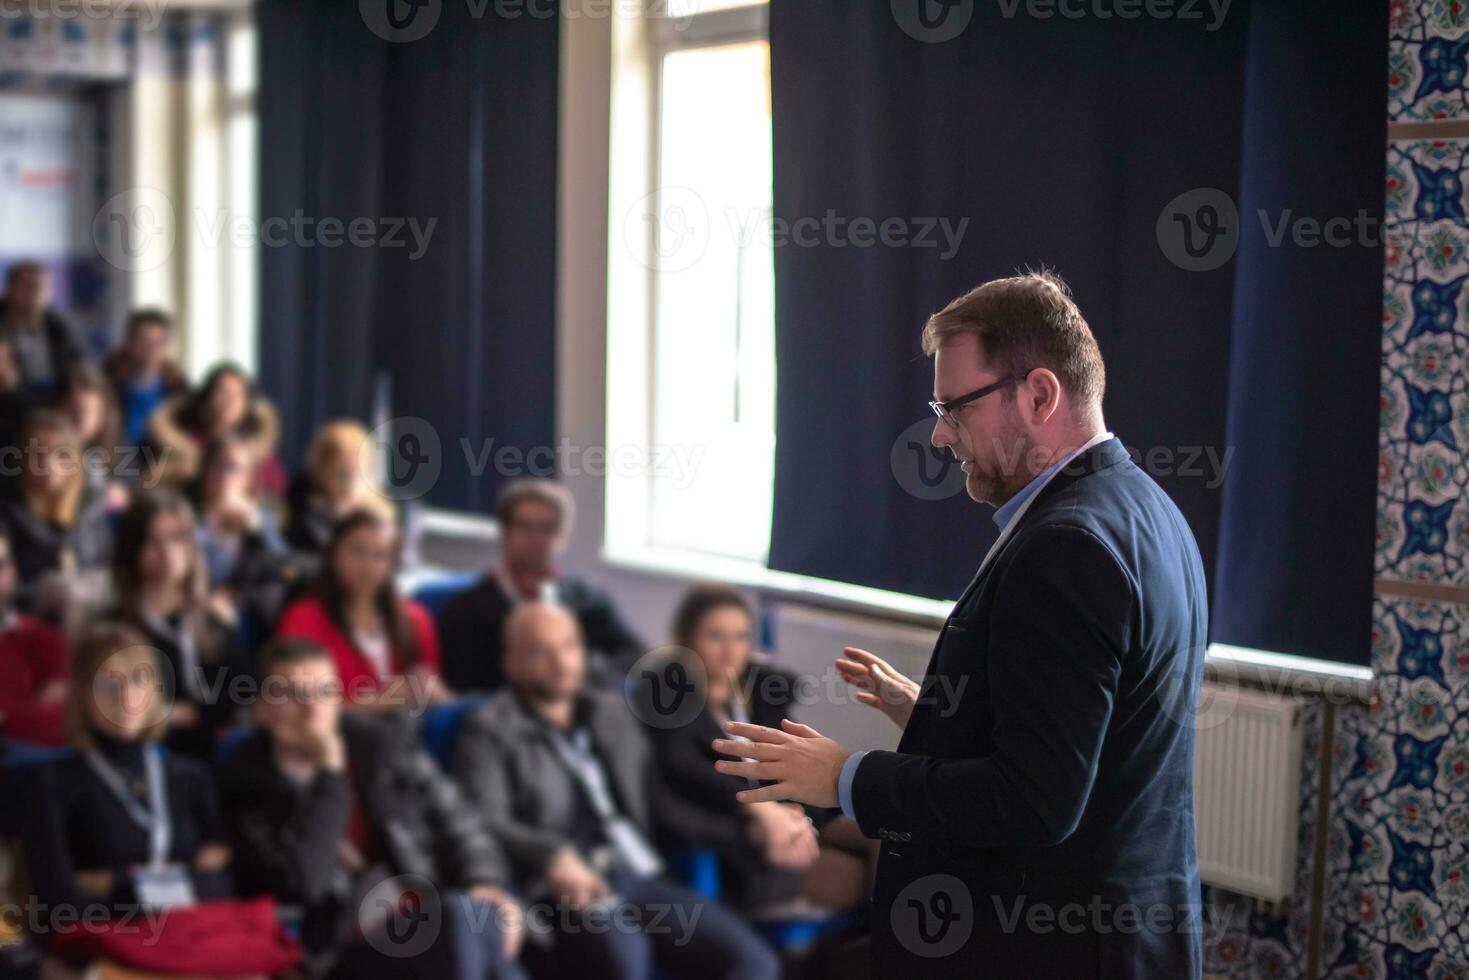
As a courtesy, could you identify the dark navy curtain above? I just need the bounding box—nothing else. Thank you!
[257,0,558,511]
[768,0,1384,664]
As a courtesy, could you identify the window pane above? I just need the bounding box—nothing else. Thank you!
[650,40,774,561]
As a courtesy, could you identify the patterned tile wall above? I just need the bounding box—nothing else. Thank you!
[1205,6,1469,978]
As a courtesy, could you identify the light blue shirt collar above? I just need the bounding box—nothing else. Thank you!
[991,433,1114,530]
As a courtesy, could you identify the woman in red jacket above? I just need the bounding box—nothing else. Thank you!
[276,508,446,713]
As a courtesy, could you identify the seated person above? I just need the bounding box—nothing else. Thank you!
[284,420,393,558]
[636,585,877,915]
[439,478,643,693]
[112,490,251,760]
[18,622,233,937]
[0,409,112,605]
[219,637,527,980]
[55,363,130,512]
[277,509,445,714]
[0,261,83,404]
[190,433,296,632]
[0,525,69,745]
[148,363,286,497]
[454,602,779,980]
[103,307,189,449]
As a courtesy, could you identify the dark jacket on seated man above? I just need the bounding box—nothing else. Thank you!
[219,713,513,962]
[0,479,112,588]
[631,652,827,911]
[438,573,644,694]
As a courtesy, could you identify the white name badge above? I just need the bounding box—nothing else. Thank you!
[133,865,196,909]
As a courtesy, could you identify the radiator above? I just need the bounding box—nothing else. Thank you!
[766,603,1306,903]
[1192,682,1304,902]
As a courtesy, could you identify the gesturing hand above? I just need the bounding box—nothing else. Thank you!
[835,646,920,730]
[712,719,851,809]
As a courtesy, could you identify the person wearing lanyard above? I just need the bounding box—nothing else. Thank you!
[454,603,779,980]
[18,622,232,938]
[711,272,1209,978]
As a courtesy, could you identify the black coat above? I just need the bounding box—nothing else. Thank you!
[0,481,112,588]
[218,714,512,954]
[633,656,822,909]
[126,608,251,762]
[849,437,1207,979]
[437,573,645,694]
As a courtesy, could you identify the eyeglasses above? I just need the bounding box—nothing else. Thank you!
[928,371,1031,429]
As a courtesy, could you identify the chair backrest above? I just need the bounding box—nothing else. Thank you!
[408,569,480,619]
[419,696,491,769]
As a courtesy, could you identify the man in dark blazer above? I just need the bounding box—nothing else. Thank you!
[713,272,1207,978]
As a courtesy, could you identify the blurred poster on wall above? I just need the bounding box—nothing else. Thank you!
[0,90,110,350]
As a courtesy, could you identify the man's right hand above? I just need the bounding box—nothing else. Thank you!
[836,646,920,730]
[544,848,609,910]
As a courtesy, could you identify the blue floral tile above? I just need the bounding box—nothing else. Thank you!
[1391,0,1469,121]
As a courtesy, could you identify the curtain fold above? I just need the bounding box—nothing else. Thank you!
[257,0,558,511]
[768,0,1384,663]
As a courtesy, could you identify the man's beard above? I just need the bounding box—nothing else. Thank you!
[964,422,1033,507]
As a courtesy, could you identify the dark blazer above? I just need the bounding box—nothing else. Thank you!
[633,655,820,909]
[850,436,1207,979]
[437,573,645,694]
[0,306,84,397]
[453,687,700,884]
[219,713,512,954]
[0,480,112,587]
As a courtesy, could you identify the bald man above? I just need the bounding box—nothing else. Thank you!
[454,603,779,980]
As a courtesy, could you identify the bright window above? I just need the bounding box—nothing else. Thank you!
[607,5,775,564]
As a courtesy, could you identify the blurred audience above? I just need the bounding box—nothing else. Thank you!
[56,363,130,512]
[111,490,250,760]
[439,478,642,694]
[220,637,528,980]
[0,409,112,602]
[277,509,445,714]
[0,525,70,745]
[637,585,876,915]
[0,262,83,403]
[285,419,393,557]
[190,433,295,634]
[454,602,779,980]
[149,363,286,496]
[104,308,189,448]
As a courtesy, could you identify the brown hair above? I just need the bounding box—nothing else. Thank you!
[496,477,573,530]
[18,409,85,526]
[57,363,121,462]
[65,621,168,748]
[922,270,1106,415]
[671,583,753,650]
[112,489,221,663]
[256,635,334,684]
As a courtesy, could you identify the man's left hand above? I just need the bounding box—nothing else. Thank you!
[713,719,851,808]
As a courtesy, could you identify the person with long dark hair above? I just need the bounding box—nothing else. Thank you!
[148,363,285,496]
[55,362,130,511]
[276,508,445,714]
[111,490,250,760]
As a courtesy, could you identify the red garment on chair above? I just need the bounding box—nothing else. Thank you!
[51,896,301,976]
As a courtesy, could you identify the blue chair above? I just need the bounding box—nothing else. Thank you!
[661,844,865,956]
[420,696,491,769]
[215,724,256,765]
[409,569,480,619]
